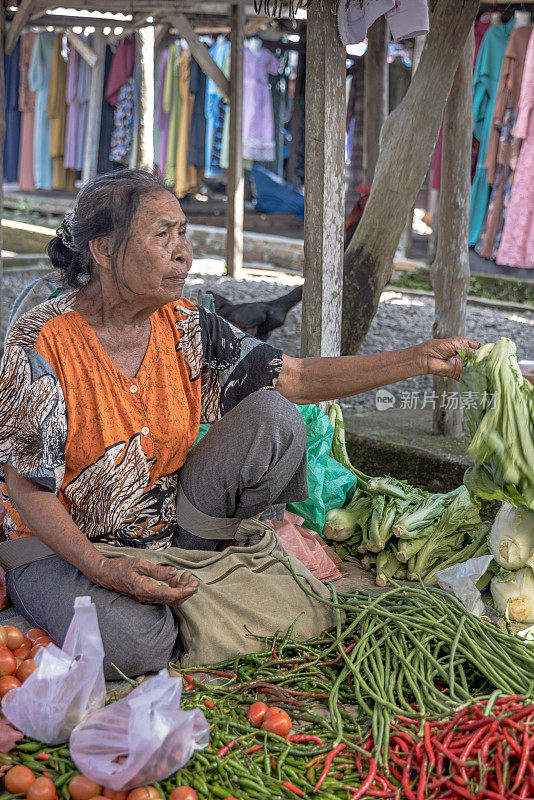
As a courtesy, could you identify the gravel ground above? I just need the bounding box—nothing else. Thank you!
[184,260,534,414]
[3,261,533,416]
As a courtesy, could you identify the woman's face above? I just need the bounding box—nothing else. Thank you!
[116,190,193,304]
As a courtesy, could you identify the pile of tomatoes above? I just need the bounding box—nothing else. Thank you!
[0,625,57,698]
[3,771,234,800]
[246,702,292,738]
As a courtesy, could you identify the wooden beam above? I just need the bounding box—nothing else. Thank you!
[66,30,97,67]
[81,30,106,184]
[301,3,345,359]
[431,28,474,436]
[136,25,155,169]
[167,12,230,99]
[5,0,34,56]
[225,4,245,277]
[363,16,389,185]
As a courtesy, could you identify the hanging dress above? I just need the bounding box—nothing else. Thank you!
[204,38,229,179]
[496,29,534,268]
[47,35,76,190]
[476,25,533,260]
[29,30,54,190]
[4,40,21,182]
[17,32,36,191]
[164,44,181,186]
[97,46,117,174]
[187,58,206,171]
[105,35,136,168]
[64,43,90,170]
[154,47,171,174]
[175,49,199,198]
[469,18,514,246]
[242,46,280,162]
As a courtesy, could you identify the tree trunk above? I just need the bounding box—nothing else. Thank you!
[431,28,474,436]
[341,0,479,356]
[363,17,388,185]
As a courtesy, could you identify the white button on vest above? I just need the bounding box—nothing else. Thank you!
[130,384,138,393]
[141,427,149,436]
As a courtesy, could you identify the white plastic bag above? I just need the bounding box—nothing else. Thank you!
[2,596,105,744]
[436,555,493,616]
[70,670,210,790]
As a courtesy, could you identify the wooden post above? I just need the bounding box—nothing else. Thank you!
[5,0,34,56]
[300,4,345,359]
[168,13,229,99]
[136,25,155,169]
[363,16,388,186]
[341,0,479,356]
[226,4,245,278]
[431,28,474,436]
[81,30,106,184]
[404,34,426,258]
[0,8,5,332]
[66,31,97,68]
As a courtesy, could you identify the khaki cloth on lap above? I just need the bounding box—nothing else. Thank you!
[96,520,336,668]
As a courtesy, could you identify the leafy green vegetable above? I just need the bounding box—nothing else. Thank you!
[460,338,534,510]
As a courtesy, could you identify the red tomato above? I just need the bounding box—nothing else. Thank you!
[260,710,292,738]
[32,636,53,648]
[26,776,57,800]
[4,765,36,793]
[12,646,31,659]
[26,628,48,643]
[246,701,269,727]
[102,790,129,800]
[30,643,50,658]
[127,788,161,800]
[15,658,37,682]
[0,627,7,647]
[68,775,102,800]
[4,626,24,651]
[168,789,198,800]
[263,706,284,720]
[0,675,21,697]
[0,645,16,676]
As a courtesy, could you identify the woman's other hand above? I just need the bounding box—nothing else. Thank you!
[419,337,482,380]
[94,557,199,607]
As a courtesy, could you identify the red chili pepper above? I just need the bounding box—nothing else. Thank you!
[286,734,324,745]
[401,751,417,800]
[347,758,378,800]
[282,780,305,797]
[441,780,477,799]
[216,738,240,758]
[313,743,345,793]
[417,755,428,800]
[204,699,215,709]
[483,790,508,800]
[184,674,193,683]
[423,721,435,767]
[391,735,410,753]
[244,744,263,755]
[503,728,523,756]
[35,753,50,761]
[184,683,195,691]
[354,751,362,773]
[511,717,534,792]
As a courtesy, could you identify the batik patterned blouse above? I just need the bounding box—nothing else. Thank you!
[0,293,283,549]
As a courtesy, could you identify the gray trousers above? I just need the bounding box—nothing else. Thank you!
[6,392,308,679]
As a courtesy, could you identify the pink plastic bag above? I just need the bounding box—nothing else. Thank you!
[269,511,343,581]
[70,670,209,790]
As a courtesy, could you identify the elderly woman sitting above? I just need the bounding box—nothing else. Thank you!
[0,170,479,677]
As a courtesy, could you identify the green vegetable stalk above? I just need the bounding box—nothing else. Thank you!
[323,496,371,542]
[392,489,460,539]
[375,548,402,587]
[459,338,534,510]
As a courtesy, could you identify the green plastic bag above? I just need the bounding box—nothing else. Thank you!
[190,404,357,536]
[287,404,357,534]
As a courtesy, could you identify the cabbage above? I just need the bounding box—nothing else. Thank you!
[491,566,534,624]
[489,504,534,570]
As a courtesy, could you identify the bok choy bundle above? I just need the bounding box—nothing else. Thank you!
[459,337,534,510]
